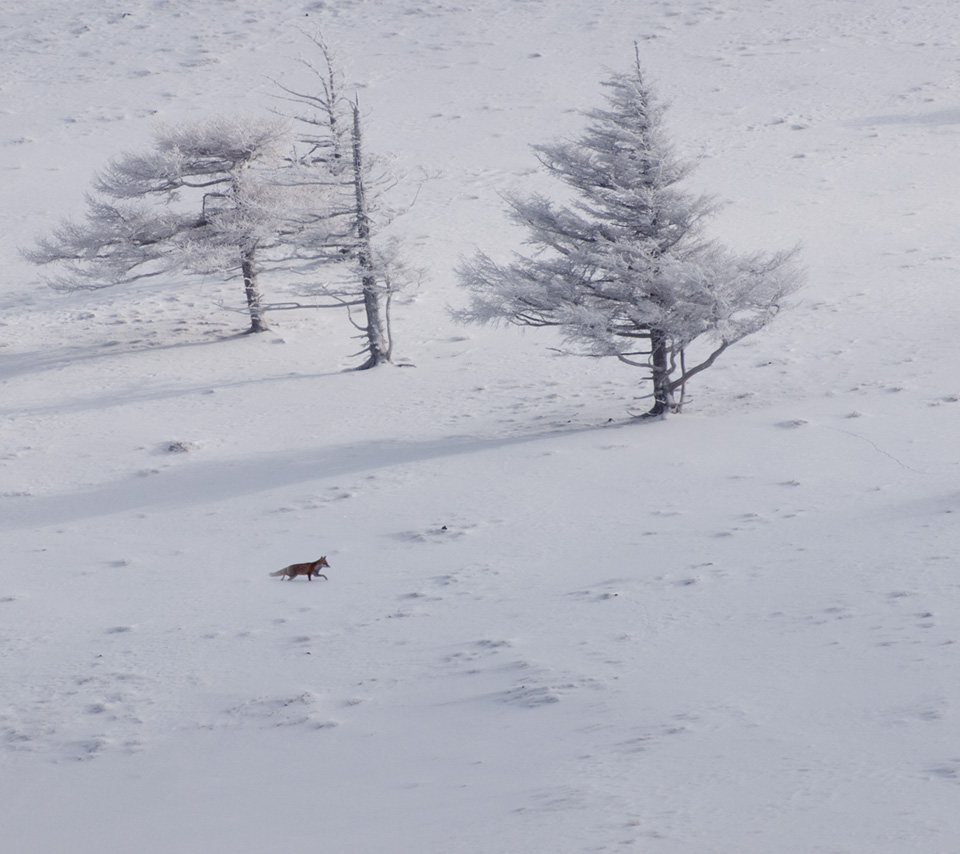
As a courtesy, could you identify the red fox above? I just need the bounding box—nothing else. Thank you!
[269,556,330,581]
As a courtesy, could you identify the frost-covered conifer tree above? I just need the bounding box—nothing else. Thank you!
[25,117,293,333]
[457,53,801,415]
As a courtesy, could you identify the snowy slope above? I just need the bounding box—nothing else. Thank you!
[2,1,960,852]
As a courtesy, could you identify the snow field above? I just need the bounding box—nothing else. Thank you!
[2,1,960,852]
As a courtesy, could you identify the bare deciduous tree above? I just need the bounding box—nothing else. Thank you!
[273,31,403,369]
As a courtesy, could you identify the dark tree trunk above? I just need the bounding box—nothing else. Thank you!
[356,263,389,368]
[241,247,268,333]
[351,102,390,369]
[647,328,674,417]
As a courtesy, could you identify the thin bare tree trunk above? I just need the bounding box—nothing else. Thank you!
[351,102,390,369]
[675,347,687,413]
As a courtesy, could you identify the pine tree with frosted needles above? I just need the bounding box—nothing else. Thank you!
[24,116,295,334]
[456,50,802,416]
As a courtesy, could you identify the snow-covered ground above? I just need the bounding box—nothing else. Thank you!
[2,1,959,851]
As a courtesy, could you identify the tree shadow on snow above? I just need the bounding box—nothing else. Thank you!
[0,330,251,383]
[0,420,654,531]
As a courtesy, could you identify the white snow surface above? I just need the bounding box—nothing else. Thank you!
[2,1,959,851]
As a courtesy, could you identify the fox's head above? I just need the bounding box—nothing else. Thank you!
[317,556,330,568]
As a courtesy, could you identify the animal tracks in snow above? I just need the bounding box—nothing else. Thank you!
[217,691,339,732]
[1,661,149,761]
[387,517,496,545]
[438,638,605,710]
